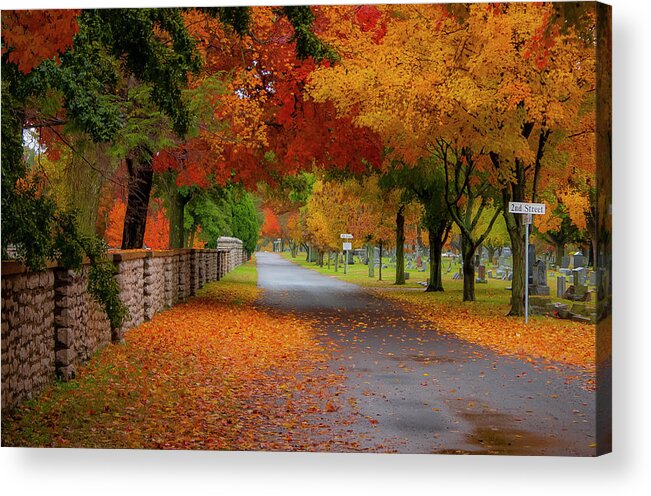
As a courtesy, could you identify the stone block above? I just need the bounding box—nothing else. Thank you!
[56,327,74,347]
[57,364,76,381]
[55,348,75,366]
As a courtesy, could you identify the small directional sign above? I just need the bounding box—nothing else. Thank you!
[342,242,352,251]
[508,202,546,215]
[340,233,353,239]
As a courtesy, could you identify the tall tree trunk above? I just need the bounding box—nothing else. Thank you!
[555,242,565,267]
[503,201,526,316]
[122,153,153,249]
[367,243,374,278]
[487,246,496,265]
[499,166,527,316]
[395,205,406,285]
[378,241,383,281]
[426,233,444,292]
[461,234,476,301]
[327,251,331,269]
[334,251,339,272]
[168,188,190,249]
[416,224,423,256]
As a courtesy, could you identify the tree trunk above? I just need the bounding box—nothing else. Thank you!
[487,246,496,266]
[426,234,444,292]
[395,205,406,285]
[367,243,374,278]
[461,235,476,301]
[503,203,526,316]
[318,250,324,266]
[122,153,153,249]
[555,242,564,267]
[378,241,383,281]
[290,241,298,258]
[327,251,331,269]
[498,161,527,316]
[334,251,339,272]
[167,188,191,249]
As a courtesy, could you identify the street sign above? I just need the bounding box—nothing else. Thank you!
[507,202,546,325]
[342,242,352,251]
[340,233,353,239]
[508,202,546,215]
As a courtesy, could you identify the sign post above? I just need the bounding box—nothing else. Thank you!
[340,234,353,274]
[508,203,545,324]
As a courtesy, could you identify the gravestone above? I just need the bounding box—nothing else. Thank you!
[529,260,550,295]
[416,255,423,268]
[477,264,487,283]
[561,256,570,269]
[573,267,588,287]
[589,271,597,286]
[557,275,566,298]
[571,251,584,269]
[487,270,493,279]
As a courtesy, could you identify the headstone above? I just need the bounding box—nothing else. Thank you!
[561,256,570,269]
[416,255,423,268]
[476,264,487,283]
[404,272,410,280]
[589,271,597,286]
[573,267,588,287]
[557,275,566,298]
[487,270,493,279]
[529,260,550,295]
[571,251,584,269]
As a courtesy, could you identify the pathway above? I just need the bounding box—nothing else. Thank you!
[256,252,596,455]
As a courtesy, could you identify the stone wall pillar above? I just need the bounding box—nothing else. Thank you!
[53,269,80,380]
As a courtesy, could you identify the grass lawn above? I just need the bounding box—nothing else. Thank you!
[278,250,597,374]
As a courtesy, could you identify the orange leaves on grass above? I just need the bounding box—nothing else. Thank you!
[1,263,351,451]
[381,291,596,374]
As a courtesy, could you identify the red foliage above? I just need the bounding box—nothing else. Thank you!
[261,207,282,239]
[1,10,80,73]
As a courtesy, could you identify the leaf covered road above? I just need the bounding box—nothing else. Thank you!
[257,252,597,455]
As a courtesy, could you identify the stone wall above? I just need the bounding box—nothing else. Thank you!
[1,243,246,412]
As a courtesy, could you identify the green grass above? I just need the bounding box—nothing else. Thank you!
[278,251,593,313]
[197,255,259,306]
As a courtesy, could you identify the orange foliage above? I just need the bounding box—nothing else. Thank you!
[1,10,80,73]
[261,207,282,239]
[104,198,170,249]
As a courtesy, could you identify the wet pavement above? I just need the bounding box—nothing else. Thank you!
[255,252,596,456]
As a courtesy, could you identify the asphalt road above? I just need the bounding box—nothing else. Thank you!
[256,252,596,456]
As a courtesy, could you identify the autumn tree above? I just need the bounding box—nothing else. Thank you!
[438,144,502,301]
[309,3,596,314]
